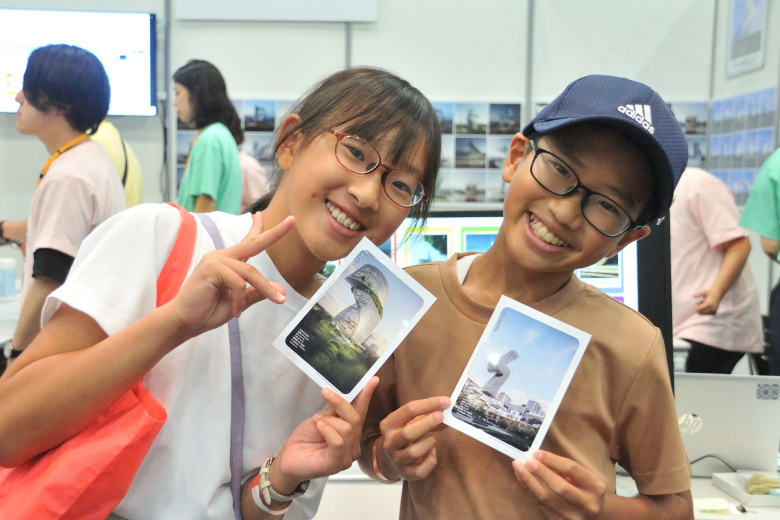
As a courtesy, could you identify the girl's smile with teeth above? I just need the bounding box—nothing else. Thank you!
[326,201,364,231]
[529,213,569,248]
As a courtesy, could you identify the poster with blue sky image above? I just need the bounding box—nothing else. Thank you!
[444,295,590,461]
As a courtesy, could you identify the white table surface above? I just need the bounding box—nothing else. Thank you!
[617,474,780,518]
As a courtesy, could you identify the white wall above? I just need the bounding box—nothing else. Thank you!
[352,0,529,102]
[532,0,715,102]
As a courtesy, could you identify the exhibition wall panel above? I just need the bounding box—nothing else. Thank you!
[351,0,529,104]
[710,0,780,314]
[532,0,715,103]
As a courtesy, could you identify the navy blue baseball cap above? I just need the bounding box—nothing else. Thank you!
[522,75,688,223]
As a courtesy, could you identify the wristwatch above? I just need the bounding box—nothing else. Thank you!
[3,341,22,360]
[250,456,309,515]
[262,456,309,502]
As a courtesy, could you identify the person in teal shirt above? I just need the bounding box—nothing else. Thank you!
[174,60,243,214]
[740,147,780,375]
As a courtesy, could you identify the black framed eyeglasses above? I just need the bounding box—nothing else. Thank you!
[528,140,642,237]
[328,130,427,208]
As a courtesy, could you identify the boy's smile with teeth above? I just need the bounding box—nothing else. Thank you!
[529,213,569,248]
[326,200,364,231]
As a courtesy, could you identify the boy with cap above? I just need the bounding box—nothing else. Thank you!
[359,75,693,519]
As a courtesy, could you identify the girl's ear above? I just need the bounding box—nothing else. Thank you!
[502,133,530,183]
[276,114,304,171]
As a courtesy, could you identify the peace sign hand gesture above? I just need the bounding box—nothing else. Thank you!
[168,213,295,340]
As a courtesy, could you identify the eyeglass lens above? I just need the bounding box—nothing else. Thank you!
[533,151,630,236]
[335,135,425,207]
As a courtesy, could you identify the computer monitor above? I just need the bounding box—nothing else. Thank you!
[0,9,157,116]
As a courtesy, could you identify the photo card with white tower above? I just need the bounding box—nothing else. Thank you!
[273,237,436,402]
[444,296,591,461]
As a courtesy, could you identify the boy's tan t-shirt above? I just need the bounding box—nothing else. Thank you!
[362,254,690,520]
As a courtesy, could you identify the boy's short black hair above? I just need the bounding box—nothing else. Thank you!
[23,44,110,134]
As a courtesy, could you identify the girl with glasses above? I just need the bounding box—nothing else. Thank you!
[0,67,441,520]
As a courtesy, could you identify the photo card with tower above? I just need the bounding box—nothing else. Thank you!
[444,296,591,461]
[272,237,436,402]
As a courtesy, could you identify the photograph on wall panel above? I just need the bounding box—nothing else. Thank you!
[455,103,488,135]
[485,171,506,203]
[451,170,486,203]
[441,136,455,169]
[242,132,274,164]
[243,99,276,132]
[433,102,454,134]
[727,0,767,77]
[455,137,487,169]
[487,136,512,169]
[489,104,521,135]
[669,102,707,135]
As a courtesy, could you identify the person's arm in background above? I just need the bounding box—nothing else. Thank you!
[0,220,27,243]
[194,195,216,213]
[694,236,751,315]
[7,248,74,369]
[760,236,780,262]
[9,275,62,360]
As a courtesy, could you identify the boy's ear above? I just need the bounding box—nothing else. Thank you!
[276,114,304,171]
[502,133,531,183]
[606,225,651,258]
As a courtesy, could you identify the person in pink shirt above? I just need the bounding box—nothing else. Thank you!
[670,167,763,373]
[238,151,270,213]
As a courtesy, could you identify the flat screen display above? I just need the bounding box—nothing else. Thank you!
[0,9,156,116]
[324,215,639,311]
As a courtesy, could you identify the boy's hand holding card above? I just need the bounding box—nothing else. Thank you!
[443,295,591,462]
[273,237,436,402]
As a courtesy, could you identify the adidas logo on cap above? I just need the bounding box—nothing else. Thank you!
[617,104,654,134]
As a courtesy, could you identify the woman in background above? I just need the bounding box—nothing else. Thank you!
[174,60,243,214]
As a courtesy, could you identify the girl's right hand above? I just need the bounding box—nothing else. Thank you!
[168,213,295,339]
[376,396,451,481]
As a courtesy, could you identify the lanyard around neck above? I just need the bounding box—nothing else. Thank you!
[37,134,90,187]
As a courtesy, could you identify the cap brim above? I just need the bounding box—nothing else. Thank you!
[525,116,674,222]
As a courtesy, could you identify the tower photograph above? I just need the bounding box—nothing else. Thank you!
[449,305,584,453]
[282,248,425,395]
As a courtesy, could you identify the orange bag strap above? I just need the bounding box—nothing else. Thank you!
[156,203,198,307]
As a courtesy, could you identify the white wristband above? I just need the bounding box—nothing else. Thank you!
[250,472,291,516]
